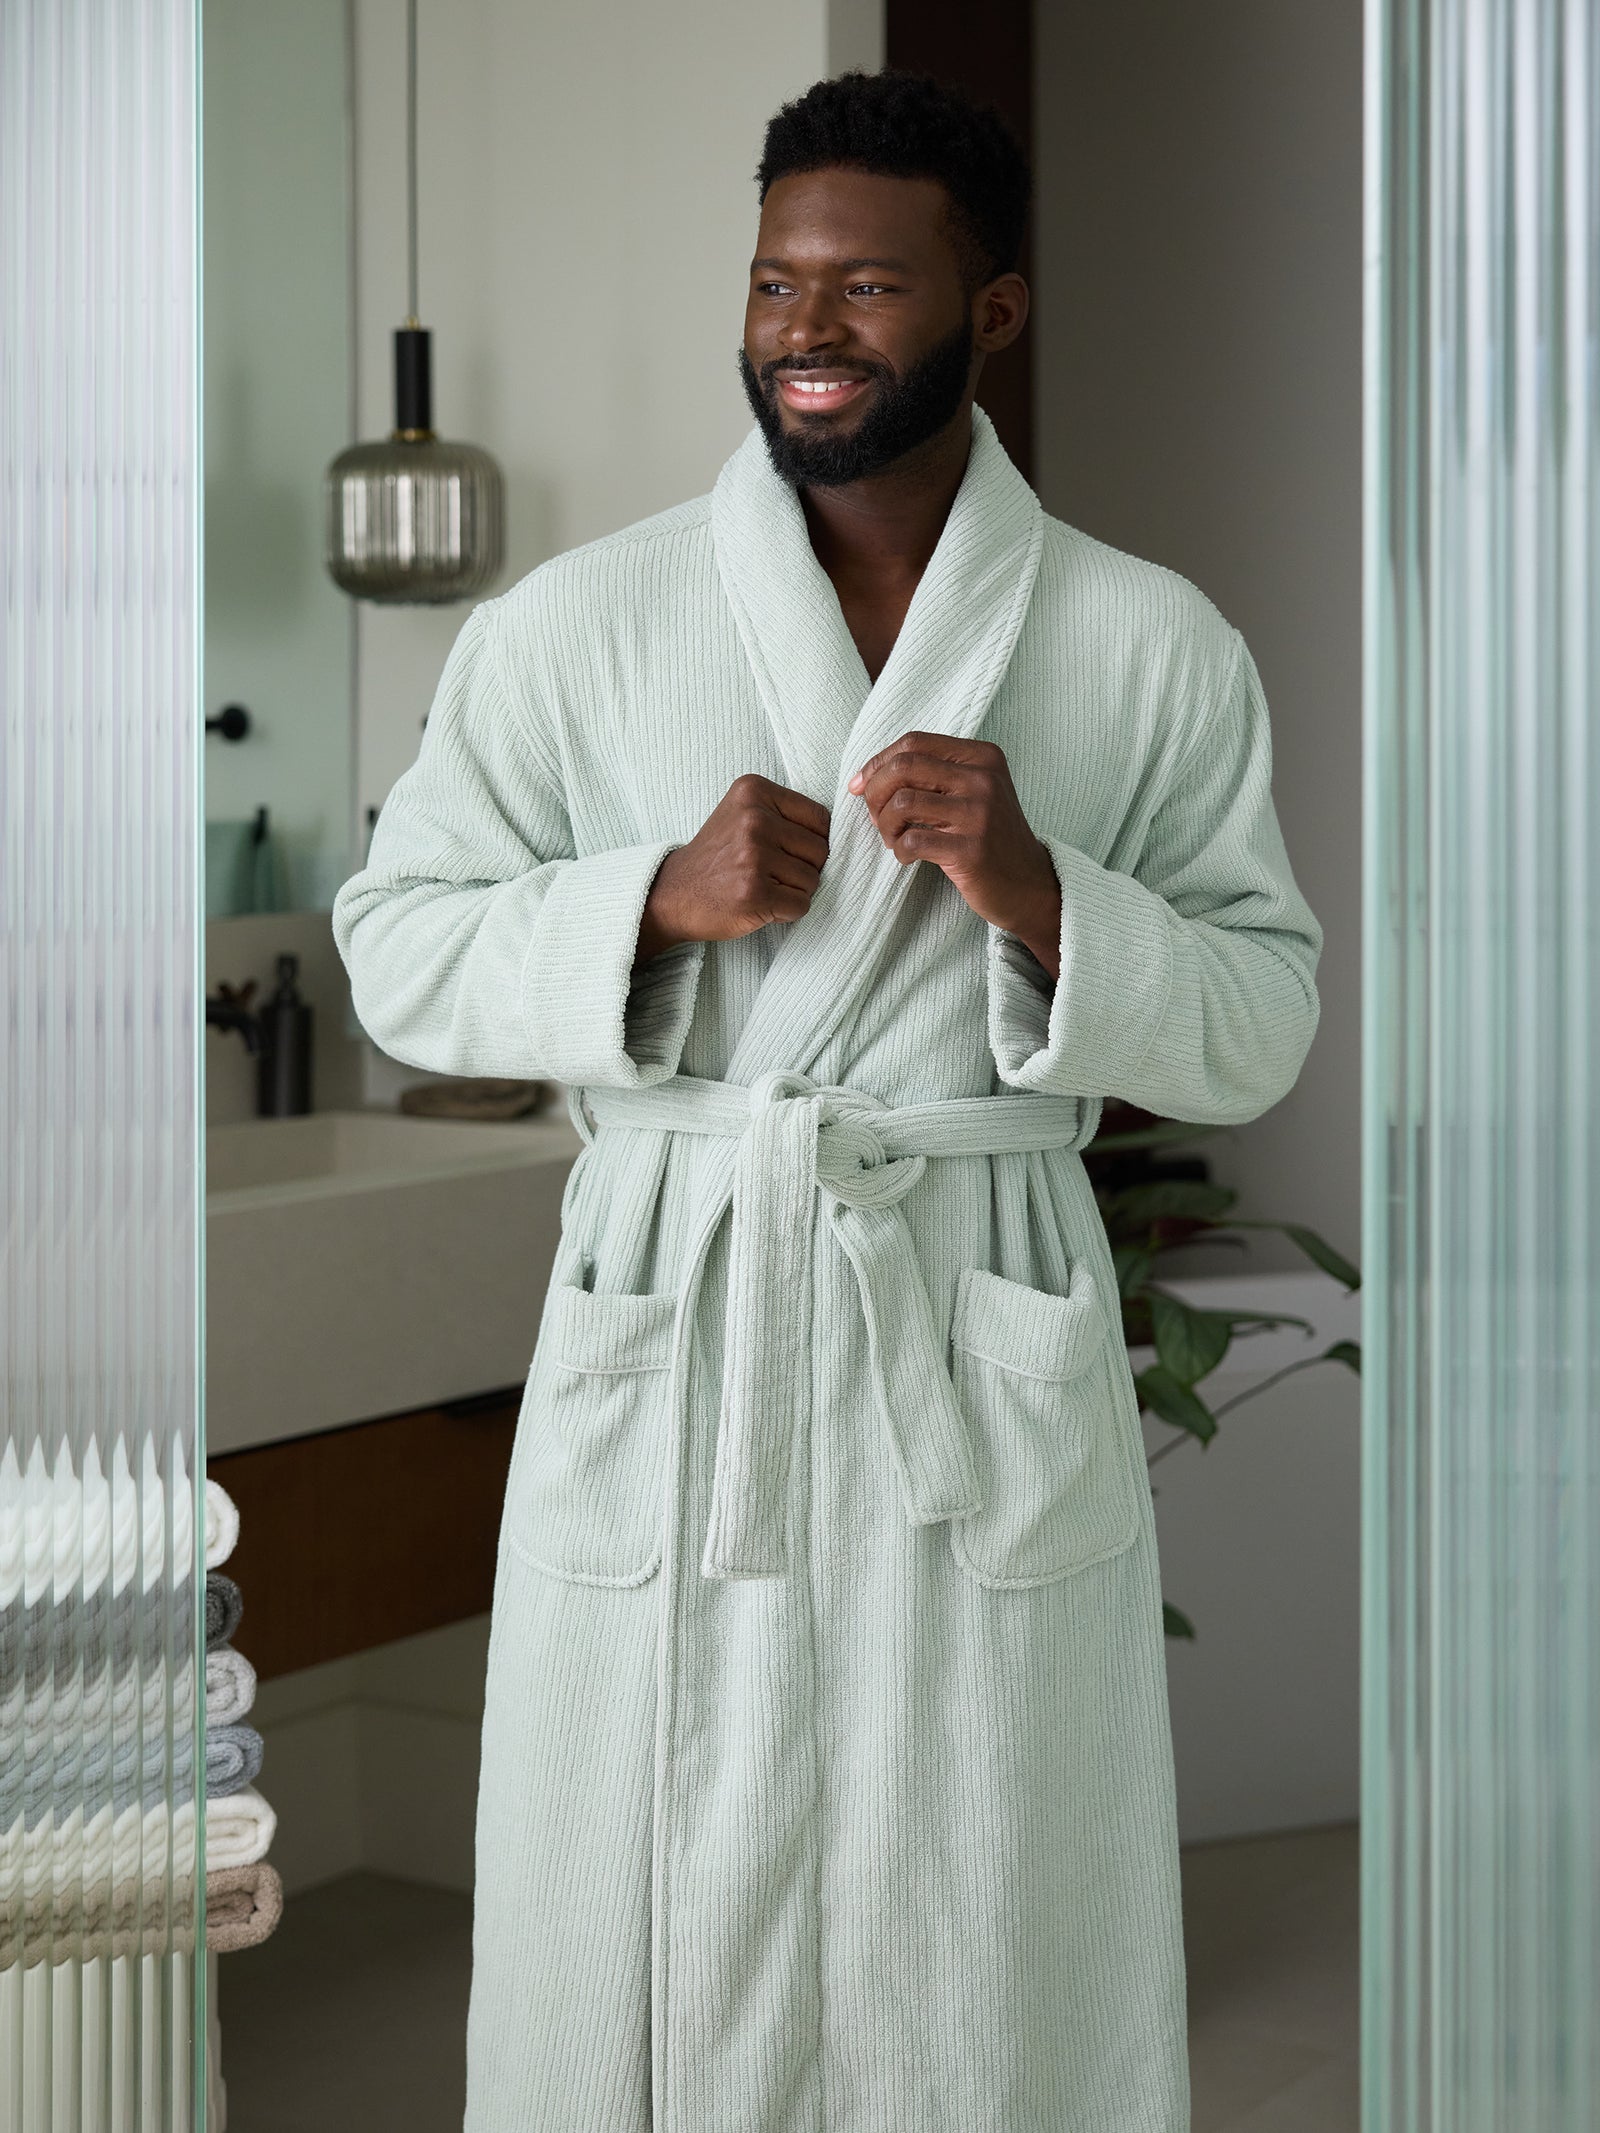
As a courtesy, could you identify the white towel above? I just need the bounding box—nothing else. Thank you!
[205,1643,257,1727]
[204,1479,239,1571]
[0,1432,194,1606]
[205,1784,276,1869]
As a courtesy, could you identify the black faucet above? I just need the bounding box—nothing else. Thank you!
[205,980,261,1054]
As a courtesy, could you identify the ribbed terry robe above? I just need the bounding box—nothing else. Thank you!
[332,406,1323,2133]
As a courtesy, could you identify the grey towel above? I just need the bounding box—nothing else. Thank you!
[19,1700,198,1828]
[204,1723,264,1798]
[205,1574,243,1650]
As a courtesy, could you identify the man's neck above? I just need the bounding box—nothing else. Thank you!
[796,406,973,595]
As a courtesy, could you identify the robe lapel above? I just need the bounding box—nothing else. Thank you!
[710,430,870,803]
[709,404,1044,1086]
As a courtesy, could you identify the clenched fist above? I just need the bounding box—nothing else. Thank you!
[634,774,831,966]
[848,732,1063,980]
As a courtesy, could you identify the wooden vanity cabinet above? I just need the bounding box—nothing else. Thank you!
[206,1388,520,1679]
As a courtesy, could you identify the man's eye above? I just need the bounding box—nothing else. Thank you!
[755,282,792,297]
[848,283,890,296]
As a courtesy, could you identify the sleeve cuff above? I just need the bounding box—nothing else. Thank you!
[986,835,1175,1093]
[519,841,705,1085]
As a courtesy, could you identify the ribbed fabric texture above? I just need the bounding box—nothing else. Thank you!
[332,408,1322,2132]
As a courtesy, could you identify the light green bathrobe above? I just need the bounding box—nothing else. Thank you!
[332,405,1322,2133]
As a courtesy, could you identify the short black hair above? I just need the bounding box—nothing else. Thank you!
[755,68,1031,289]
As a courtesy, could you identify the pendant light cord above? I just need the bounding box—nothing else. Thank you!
[405,0,419,326]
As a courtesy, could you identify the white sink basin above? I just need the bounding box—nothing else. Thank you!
[208,1109,569,1195]
[205,1106,585,1455]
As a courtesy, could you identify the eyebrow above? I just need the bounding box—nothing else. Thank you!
[750,256,912,273]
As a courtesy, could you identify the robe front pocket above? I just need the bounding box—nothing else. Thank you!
[947,1261,1142,1588]
[507,1263,678,1587]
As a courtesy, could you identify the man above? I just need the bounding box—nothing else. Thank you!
[334,68,1321,2133]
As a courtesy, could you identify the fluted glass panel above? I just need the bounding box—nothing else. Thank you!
[1364,1,1598,2128]
[1,0,204,2128]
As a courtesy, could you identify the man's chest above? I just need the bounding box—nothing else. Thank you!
[539,580,1173,866]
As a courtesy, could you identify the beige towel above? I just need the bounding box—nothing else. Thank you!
[206,1861,283,1953]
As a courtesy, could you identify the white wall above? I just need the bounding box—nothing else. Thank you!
[351,0,881,831]
[1032,2,1363,1278]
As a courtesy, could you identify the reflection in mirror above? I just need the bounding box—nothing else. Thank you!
[203,0,355,920]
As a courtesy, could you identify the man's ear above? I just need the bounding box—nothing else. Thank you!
[976,272,1029,353]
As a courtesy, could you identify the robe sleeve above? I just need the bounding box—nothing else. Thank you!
[331,596,706,1086]
[985,624,1322,1124]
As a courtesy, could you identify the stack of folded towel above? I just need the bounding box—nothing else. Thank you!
[2,1430,205,1971]
[203,1479,281,1952]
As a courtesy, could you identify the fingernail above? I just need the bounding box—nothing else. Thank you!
[847,771,863,792]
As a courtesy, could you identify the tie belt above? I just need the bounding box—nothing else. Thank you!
[570,1070,1098,1581]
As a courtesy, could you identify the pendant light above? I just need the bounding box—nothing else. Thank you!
[324,0,505,603]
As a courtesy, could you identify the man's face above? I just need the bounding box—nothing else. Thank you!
[739,167,979,488]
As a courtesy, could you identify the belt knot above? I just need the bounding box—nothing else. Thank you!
[743,1070,926,1215]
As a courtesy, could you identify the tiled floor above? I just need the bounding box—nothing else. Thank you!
[1182,1823,1359,2130]
[214,1821,1358,2131]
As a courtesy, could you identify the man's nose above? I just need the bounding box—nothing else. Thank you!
[780,292,848,353]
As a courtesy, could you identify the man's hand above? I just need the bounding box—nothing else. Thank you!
[848,732,1062,981]
[634,774,831,965]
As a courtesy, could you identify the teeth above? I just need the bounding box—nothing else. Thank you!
[786,378,856,394]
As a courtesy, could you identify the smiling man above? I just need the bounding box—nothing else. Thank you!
[334,67,1322,2133]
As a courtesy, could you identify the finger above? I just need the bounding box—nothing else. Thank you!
[855,749,974,815]
[849,733,1002,794]
[885,821,975,866]
[763,848,824,900]
[765,816,831,872]
[869,779,986,842]
[765,782,833,838]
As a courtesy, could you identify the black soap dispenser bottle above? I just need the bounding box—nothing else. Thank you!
[257,953,314,1117]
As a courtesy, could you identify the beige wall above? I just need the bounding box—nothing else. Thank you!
[1032,2,1363,1272]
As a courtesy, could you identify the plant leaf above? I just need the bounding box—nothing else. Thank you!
[1135,1365,1218,1444]
[1108,1179,1237,1226]
[1213,1308,1317,1333]
[1112,1245,1154,1298]
[1148,1290,1234,1385]
[1322,1339,1362,1373]
[1229,1219,1361,1291]
[1162,1602,1196,1640]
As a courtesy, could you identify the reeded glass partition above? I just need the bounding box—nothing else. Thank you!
[1,0,205,2127]
[1364,1,1598,2127]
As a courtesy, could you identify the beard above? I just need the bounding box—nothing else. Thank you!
[736,316,975,488]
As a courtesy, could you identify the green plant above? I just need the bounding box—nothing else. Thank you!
[1082,1103,1361,1641]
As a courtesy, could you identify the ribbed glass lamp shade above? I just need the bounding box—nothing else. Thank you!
[326,433,504,604]
[325,325,505,604]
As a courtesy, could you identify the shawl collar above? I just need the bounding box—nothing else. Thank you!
[708,404,1045,1085]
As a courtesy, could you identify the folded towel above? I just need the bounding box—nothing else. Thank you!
[397,1076,547,1120]
[204,1480,239,1571]
[205,1724,263,1799]
[0,1432,194,1607]
[205,1573,243,1650]
[10,1575,193,1693]
[205,1860,284,1953]
[0,1798,201,1969]
[205,1643,257,1727]
[204,1783,276,1869]
[20,1709,199,1829]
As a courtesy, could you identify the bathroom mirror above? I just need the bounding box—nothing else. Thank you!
[203,0,356,918]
